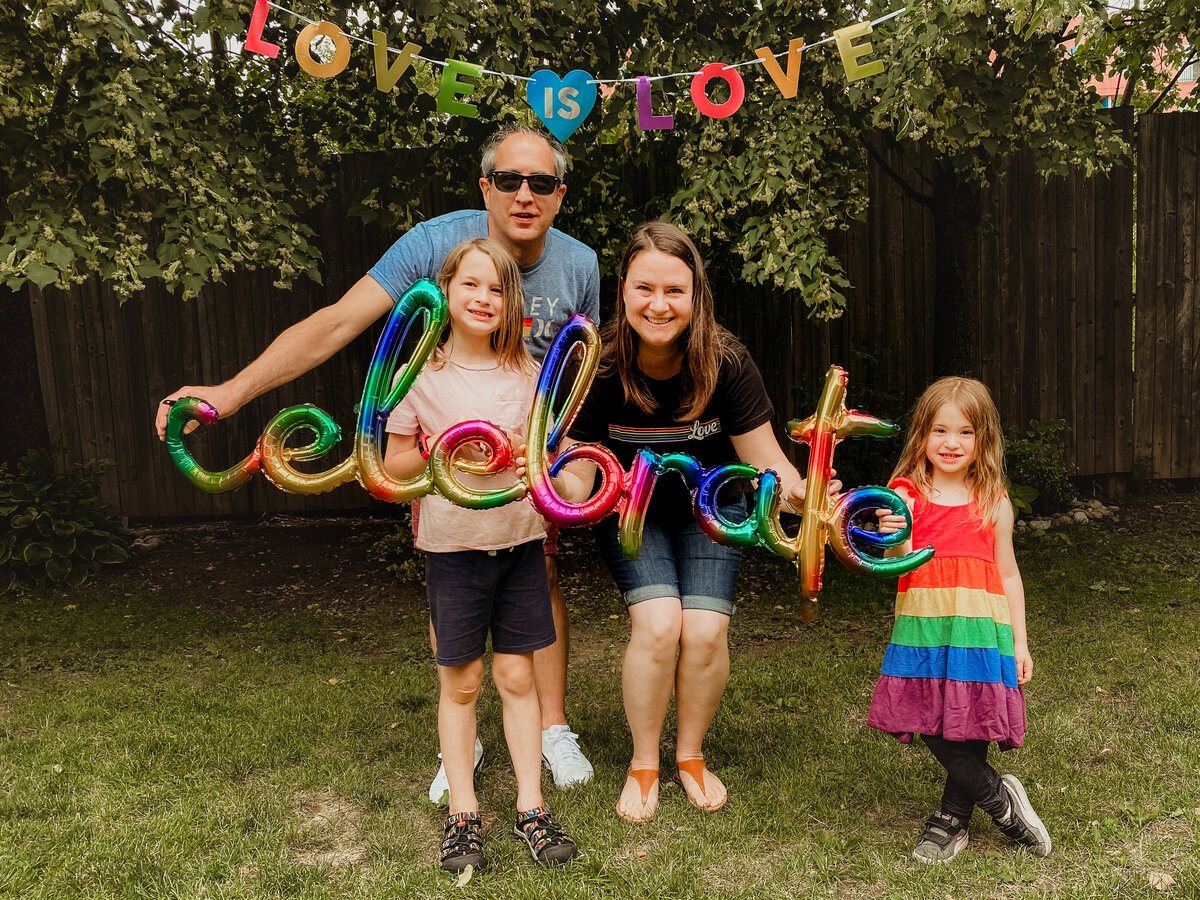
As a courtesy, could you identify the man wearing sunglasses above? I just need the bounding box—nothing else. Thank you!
[155,123,599,796]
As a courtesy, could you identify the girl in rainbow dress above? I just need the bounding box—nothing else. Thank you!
[869,376,1051,864]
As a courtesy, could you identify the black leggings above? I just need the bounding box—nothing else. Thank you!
[919,734,1008,822]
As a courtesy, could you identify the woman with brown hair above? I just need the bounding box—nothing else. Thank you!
[564,222,814,822]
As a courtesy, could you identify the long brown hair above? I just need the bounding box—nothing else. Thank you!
[891,376,1007,525]
[600,221,739,420]
[435,238,534,373]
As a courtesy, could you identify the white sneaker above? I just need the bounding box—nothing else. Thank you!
[428,738,484,807]
[541,725,593,788]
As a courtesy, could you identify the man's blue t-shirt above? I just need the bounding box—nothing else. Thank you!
[367,209,600,361]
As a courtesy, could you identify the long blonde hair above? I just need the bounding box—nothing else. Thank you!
[891,377,1007,525]
[600,221,739,420]
[435,238,533,373]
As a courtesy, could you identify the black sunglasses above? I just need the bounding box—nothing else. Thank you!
[487,170,562,195]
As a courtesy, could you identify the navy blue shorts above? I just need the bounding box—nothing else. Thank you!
[426,540,556,667]
[594,498,746,616]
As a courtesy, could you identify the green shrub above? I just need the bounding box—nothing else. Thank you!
[1004,419,1077,515]
[369,508,424,583]
[0,448,129,594]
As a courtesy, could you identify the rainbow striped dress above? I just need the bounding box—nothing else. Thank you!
[867,478,1026,750]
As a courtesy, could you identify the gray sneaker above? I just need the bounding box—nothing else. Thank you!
[995,774,1052,856]
[428,738,484,807]
[912,811,970,864]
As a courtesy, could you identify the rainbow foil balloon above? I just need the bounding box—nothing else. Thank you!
[164,281,933,614]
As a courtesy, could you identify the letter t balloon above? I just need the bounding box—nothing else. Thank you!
[788,366,931,621]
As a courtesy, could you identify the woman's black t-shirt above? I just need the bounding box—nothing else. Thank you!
[568,343,774,528]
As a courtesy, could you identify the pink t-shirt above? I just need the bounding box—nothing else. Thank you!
[385,358,545,553]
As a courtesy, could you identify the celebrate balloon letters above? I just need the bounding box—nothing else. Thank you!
[165,281,933,615]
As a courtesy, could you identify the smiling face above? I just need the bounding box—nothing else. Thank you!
[621,248,695,354]
[925,402,977,477]
[479,132,566,265]
[445,248,505,343]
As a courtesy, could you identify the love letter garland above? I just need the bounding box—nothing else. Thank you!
[242,0,904,140]
[165,280,932,615]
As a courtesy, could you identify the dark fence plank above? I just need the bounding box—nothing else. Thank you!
[1135,112,1200,480]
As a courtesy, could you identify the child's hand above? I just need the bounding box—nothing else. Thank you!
[505,428,528,480]
[875,509,908,534]
[1014,643,1034,685]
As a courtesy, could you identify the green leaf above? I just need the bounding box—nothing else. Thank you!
[51,536,77,557]
[23,542,52,565]
[95,544,129,565]
[45,556,71,583]
[45,243,74,270]
[25,261,59,288]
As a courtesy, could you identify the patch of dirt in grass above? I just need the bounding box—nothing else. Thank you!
[125,515,421,614]
[289,788,368,867]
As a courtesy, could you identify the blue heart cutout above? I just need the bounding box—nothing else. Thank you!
[525,69,597,142]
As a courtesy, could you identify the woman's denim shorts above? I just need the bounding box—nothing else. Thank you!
[594,497,746,617]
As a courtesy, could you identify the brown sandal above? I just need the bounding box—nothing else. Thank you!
[617,768,659,823]
[677,757,726,812]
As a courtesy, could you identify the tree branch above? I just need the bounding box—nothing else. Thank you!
[1145,51,1198,115]
[1121,68,1139,106]
[859,134,933,208]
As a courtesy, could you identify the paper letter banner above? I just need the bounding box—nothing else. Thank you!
[834,21,885,82]
[636,77,674,131]
[373,32,422,93]
[755,39,805,99]
[690,63,745,119]
[244,0,280,58]
[239,2,905,139]
[295,21,351,78]
[438,59,484,118]
[526,70,597,142]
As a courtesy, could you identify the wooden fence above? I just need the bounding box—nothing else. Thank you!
[20,111,1198,519]
[718,109,1135,484]
[1134,112,1200,480]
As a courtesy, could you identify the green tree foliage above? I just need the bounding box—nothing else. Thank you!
[1,0,1194,318]
[1073,0,1199,112]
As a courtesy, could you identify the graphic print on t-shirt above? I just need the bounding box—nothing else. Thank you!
[525,294,567,341]
[608,419,723,443]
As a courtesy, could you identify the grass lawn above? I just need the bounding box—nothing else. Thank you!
[1,493,1198,899]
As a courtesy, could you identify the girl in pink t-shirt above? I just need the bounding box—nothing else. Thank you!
[384,238,577,874]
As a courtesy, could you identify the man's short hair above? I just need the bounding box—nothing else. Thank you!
[480,124,569,180]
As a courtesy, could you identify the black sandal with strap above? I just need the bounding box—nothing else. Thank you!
[441,811,488,873]
[513,806,578,866]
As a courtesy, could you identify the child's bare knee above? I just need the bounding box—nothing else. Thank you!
[451,683,481,705]
[491,654,535,696]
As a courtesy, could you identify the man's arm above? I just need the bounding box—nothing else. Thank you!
[155,275,395,439]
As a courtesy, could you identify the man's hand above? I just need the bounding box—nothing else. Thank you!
[155,383,245,441]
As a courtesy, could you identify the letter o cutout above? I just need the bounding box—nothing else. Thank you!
[690,63,745,119]
[295,21,351,78]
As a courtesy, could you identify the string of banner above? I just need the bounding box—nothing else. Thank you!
[242,0,906,141]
